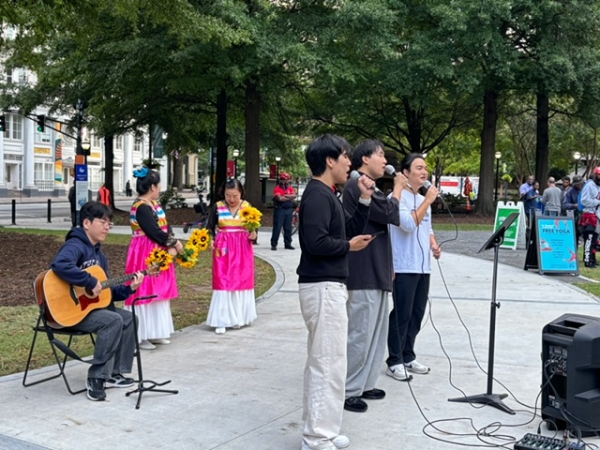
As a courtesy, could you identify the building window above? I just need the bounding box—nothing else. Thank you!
[34,129,52,144]
[17,68,26,85]
[134,138,142,152]
[115,135,123,150]
[92,134,101,148]
[5,114,22,140]
[5,68,12,85]
[34,162,55,191]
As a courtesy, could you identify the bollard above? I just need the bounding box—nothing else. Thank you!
[47,199,52,223]
[11,199,16,225]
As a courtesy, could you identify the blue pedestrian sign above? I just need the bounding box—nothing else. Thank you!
[75,164,88,181]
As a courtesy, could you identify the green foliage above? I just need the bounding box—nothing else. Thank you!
[159,187,188,210]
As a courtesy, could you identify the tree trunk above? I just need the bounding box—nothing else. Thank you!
[535,92,549,191]
[172,154,181,189]
[477,91,498,217]
[403,98,423,153]
[214,89,228,204]
[244,81,262,207]
[104,135,115,209]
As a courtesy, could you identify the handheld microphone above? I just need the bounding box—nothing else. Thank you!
[350,170,376,190]
[384,165,397,177]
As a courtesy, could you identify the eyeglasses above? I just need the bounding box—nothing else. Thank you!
[95,218,113,229]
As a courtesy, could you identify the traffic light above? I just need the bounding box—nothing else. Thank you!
[36,114,45,133]
[0,115,5,133]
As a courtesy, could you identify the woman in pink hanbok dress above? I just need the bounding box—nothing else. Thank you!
[125,167,184,350]
[206,179,257,334]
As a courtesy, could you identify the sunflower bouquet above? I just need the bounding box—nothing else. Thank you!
[145,248,174,271]
[240,206,262,232]
[146,228,211,270]
[175,228,211,269]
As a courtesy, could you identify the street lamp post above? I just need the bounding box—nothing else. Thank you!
[275,156,281,181]
[494,151,502,203]
[232,149,239,178]
[574,151,581,175]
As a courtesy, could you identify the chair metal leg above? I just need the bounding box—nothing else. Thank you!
[125,297,178,409]
[22,318,62,388]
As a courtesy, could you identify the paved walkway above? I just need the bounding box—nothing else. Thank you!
[1,222,600,450]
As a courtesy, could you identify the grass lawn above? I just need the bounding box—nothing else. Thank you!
[0,229,276,377]
[573,246,600,297]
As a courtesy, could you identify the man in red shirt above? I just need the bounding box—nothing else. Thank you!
[271,172,297,250]
[97,184,111,206]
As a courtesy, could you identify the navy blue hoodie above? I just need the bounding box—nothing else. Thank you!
[51,227,134,309]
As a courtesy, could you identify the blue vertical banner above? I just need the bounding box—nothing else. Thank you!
[535,216,579,275]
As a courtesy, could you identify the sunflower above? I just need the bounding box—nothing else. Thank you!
[146,247,173,271]
[241,206,262,232]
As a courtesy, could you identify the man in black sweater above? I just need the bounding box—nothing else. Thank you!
[297,134,375,450]
[342,140,407,413]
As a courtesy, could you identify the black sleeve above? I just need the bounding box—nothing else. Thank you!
[207,204,218,237]
[343,180,396,227]
[136,204,173,247]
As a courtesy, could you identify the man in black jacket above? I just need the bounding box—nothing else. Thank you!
[51,201,144,401]
[342,140,407,413]
[297,134,375,450]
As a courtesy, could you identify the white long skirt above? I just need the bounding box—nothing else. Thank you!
[206,290,257,328]
[124,300,174,342]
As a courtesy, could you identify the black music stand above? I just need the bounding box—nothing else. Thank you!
[448,212,519,415]
[126,295,178,409]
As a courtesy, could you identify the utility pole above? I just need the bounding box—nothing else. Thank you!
[74,99,88,226]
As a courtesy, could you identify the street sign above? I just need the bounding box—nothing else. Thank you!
[75,164,88,181]
[493,201,527,250]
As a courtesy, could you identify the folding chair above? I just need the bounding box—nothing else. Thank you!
[22,274,95,395]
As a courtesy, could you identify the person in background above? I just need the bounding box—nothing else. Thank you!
[206,179,257,334]
[525,181,541,225]
[563,175,584,244]
[342,139,407,414]
[125,167,183,350]
[125,180,133,197]
[51,201,144,401]
[68,181,77,227]
[579,168,600,268]
[541,177,562,216]
[386,153,441,383]
[561,176,571,192]
[98,183,111,206]
[270,172,297,251]
[519,175,535,202]
[297,134,375,450]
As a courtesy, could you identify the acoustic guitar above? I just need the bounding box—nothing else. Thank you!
[37,264,159,328]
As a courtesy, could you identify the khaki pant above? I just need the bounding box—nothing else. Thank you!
[299,281,348,450]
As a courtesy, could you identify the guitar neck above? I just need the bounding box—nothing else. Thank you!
[100,269,147,290]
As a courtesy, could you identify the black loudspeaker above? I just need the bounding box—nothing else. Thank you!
[542,313,600,434]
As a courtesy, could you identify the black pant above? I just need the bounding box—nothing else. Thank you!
[387,273,430,367]
[271,208,293,248]
[582,225,598,266]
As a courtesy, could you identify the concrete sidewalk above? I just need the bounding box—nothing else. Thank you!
[1,224,600,450]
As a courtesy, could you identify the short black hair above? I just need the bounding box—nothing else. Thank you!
[79,201,113,227]
[305,134,352,176]
[135,169,161,195]
[218,178,245,199]
[400,153,426,174]
[562,176,571,182]
[351,139,384,171]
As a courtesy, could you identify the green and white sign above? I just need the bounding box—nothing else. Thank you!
[494,201,527,250]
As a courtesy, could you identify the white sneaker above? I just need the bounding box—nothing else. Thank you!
[215,327,226,334]
[139,340,156,350]
[300,443,336,450]
[386,364,412,381]
[332,435,350,449]
[149,339,170,345]
[405,360,430,374]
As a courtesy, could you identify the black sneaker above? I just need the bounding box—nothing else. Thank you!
[361,388,386,400]
[284,245,295,250]
[86,377,106,401]
[271,246,277,251]
[105,373,135,388]
[344,396,368,413]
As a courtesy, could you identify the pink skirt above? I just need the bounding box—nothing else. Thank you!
[125,234,179,306]
[212,229,255,291]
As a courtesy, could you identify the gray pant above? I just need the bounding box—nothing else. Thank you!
[70,308,136,380]
[345,289,389,398]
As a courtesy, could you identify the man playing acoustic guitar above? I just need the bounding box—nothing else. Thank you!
[50,201,145,401]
